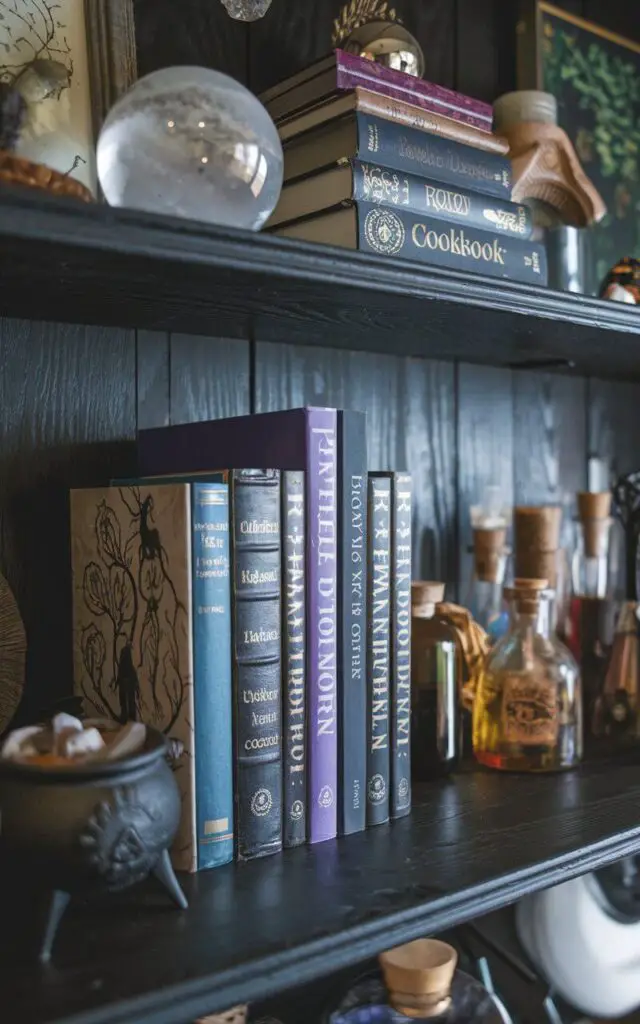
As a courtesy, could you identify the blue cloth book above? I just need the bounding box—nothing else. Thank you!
[191,481,234,869]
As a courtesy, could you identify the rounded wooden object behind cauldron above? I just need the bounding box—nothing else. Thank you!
[0,723,181,895]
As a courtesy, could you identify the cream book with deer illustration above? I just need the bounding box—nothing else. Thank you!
[70,484,196,872]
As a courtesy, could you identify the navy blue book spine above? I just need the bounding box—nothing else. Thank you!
[231,469,283,861]
[338,411,367,836]
[355,112,512,199]
[282,470,306,847]
[355,202,548,286]
[192,482,234,868]
[390,473,412,819]
[366,474,391,827]
[352,160,532,238]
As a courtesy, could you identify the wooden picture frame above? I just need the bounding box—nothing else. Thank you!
[85,0,138,139]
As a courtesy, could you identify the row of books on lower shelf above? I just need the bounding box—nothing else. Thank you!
[262,51,547,286]
[69,407,412,870]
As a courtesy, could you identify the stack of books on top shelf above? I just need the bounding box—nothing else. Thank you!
[263,50,548,287]
[69,408,412,870]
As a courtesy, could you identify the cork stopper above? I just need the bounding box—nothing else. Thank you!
[513,506,562,587]
[473,526,507,583]
[506,577,548,616]
[577,492,611,520]
[577,491,612,558]
[514,506,562,552]
[412,581,445,618]
[379,939,457,1019]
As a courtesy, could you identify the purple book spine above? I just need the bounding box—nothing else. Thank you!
[335,49,493,132]
[306,408,338,844]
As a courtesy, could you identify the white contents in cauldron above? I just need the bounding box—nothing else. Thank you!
[0,715,147,765]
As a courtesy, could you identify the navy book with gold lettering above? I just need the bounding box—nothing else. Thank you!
[282,470,306,848]
[229,469,282,861]
[277,202,548,287]
[270,159,532,237]
[282,112,511,196]
[338,412,367,837]
[366,474,391,828]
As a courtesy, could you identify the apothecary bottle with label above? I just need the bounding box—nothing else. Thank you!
[472,578,582,772]
[411,581,461,777]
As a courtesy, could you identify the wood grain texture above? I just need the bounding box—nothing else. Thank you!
[587,379,640,481]
[455,0,499,100]
[85,0,138,137]
[136,330,170,429]
[254,342,456,588]
[3,760,640,1024]
[248,0,456,94]
[0,320,136,724]
[248,0,333,94]
[2,189,640,381]
[457,364,514,590]
[133,0,248,81]
[513,371,587,561]
[169,333,250,424]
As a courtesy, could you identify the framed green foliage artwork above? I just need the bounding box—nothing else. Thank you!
[518,2,640,294]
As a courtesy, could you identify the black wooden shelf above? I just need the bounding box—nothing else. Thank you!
[4,759,640,1024]
[0,186,639,379]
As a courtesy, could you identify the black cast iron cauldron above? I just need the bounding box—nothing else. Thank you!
[0,720,187,961]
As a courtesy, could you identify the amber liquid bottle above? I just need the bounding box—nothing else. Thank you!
[411,582,461,778]
[473,578,582,772]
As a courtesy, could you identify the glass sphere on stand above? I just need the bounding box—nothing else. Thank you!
[97,66,283,230]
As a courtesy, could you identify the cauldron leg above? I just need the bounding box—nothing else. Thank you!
[39,890,70,963]
[153,850,188,910]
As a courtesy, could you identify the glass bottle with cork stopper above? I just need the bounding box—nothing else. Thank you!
[411,582,461,778]
[473,577,582,772]
[567,490,617,734]
[466,484,510,642]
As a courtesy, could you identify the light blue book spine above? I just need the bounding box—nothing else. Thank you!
[192,481,234,869]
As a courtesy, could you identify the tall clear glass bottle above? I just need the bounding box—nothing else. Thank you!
[473,578,582,771]
[466,485,510,642]
[411,581,461,777]
[567,493,617,732]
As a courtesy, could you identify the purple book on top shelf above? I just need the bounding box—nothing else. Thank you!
[138,407,339,845]
[261,49,493,134]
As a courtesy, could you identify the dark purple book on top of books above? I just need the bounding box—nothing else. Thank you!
[138,408,339,845]
[261,49,493,134]
[335,50,492,131]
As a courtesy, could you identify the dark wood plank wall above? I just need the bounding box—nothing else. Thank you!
[2,0,639,723]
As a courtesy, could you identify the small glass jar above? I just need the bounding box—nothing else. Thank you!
[473,578,582,772]
[411,582,461,777]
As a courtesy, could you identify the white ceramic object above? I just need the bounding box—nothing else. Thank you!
[97,66,283,230]
[516,875,640,1018]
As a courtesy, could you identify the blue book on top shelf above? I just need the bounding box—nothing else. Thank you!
[191,481,234,869]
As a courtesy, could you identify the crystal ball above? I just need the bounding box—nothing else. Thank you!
[97,66,283,230]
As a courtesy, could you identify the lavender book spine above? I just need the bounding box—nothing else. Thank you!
[306,408,339,844]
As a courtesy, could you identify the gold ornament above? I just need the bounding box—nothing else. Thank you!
[332,0,402,47]
[332,0,424,78]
